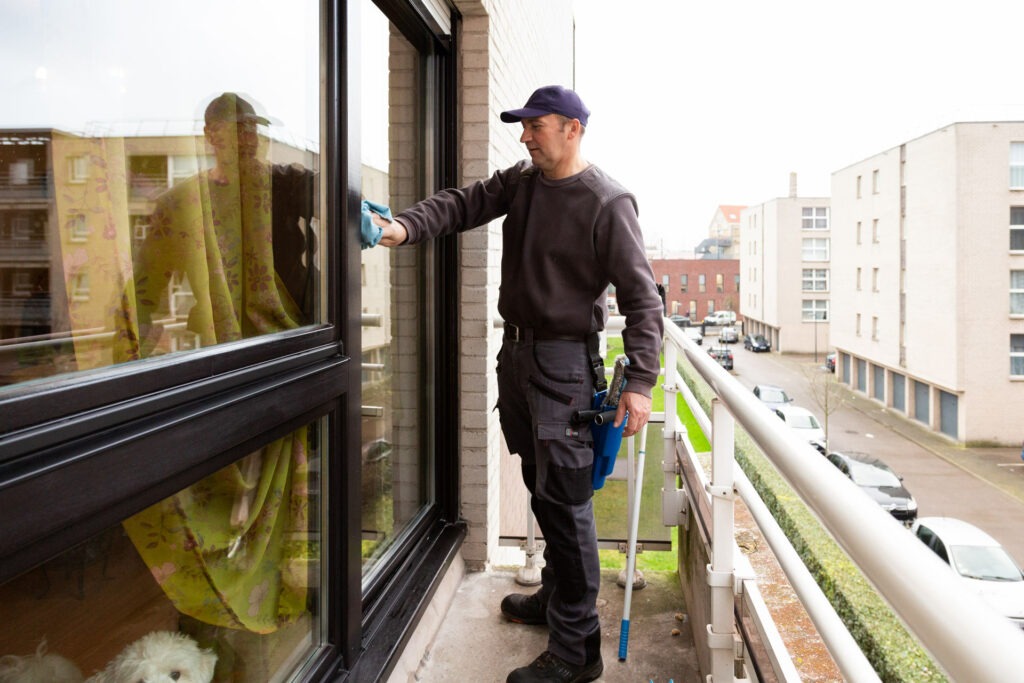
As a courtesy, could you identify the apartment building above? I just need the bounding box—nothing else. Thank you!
[739,195,831,354]
[650,258,740,322]
[830,121,1024,444]
[696,203,745,259]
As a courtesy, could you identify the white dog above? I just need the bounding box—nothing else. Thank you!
[85,631,217,683]
[0,640,83,683]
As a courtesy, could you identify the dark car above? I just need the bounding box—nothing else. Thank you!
[826,451,918,525]
[707,345,733,370]
[743,334,771,352]
[669,314,690,328]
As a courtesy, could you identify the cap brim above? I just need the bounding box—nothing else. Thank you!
[499,107,551,123]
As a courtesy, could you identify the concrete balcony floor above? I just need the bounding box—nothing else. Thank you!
[413,567,699,682]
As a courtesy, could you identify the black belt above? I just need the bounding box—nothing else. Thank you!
[503,322,585,344]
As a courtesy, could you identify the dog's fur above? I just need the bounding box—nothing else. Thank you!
[0,632,216,683]
[0,640,83,683]
[85,631,216,683]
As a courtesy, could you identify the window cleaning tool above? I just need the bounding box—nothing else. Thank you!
[618,421,649,662]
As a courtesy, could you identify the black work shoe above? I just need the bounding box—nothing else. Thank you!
[500,592,547,625]
[506,651,603,683]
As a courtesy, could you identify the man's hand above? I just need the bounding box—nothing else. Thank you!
[614,390,652,438]
[371,212,407,247]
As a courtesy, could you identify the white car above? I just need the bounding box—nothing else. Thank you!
[683,327,703,346]
[773,404,826,453]
[912,517,1024,631]
[703,311,736,326]
[719,326,738,343]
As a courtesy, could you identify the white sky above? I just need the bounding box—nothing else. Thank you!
[572,0,1024,253]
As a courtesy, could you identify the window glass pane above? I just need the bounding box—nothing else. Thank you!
[359,0,431,580]
[0,421,323,681]
[0,2,323,390]
[1012,207,1024,225]
[1012,229,1024,250]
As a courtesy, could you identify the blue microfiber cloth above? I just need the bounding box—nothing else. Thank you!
[361,199,392,249]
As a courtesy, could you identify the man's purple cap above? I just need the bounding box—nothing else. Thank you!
[500,85,590,127]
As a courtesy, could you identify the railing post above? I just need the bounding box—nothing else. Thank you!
[706,398,736,682]
[663,335,678,439]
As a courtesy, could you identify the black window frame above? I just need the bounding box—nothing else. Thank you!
[0,0,465,681]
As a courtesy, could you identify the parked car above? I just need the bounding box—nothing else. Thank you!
[683,327,703,346]
[912,517,1024,631]
[825,351,836,373]
[753,384,792,411]
[707,345,734,370]
[825,451,918,525]
[719,326,738,343]
[743,334,771,352]
[773,404,826,453]
[703,310,737,326]
[669,314,690,328]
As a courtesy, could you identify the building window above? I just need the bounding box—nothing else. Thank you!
[856,313,862,336]
[67,155,88,183]
[170,154,214,185]
[856,175,862,198]
[1011,142,1024,189]
[802,237,829,261]
[802,268,829,291]
[872,218,879,243]
[662,274,669,287]
[67,213,89,241]
[1012,270,1024,314]
[872,169,879,194]
[872,267,879,292]
[698,274,706,293]
[802,299,829,321]
[856,221,862,245]
[130,214,149,241]
[716,273,724,293]
[1012,207,1024,250]
[734,274,740,292]
[70,271,91,302]
[680,274,687,292]
[856,267,862,290]
[1012,334,1024,375]
[801,206,828,230]
[872,316,879,340]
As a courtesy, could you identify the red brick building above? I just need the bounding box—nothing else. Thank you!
[649,258,740,322]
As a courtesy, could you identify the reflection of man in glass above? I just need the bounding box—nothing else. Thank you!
[115,93,317,673]
[120,92,316,358]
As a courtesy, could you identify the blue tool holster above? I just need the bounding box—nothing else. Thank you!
[589,390,626,490]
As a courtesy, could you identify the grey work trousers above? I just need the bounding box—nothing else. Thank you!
[496,335,602,666]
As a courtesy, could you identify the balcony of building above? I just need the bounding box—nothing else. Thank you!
[387,322,1024,683]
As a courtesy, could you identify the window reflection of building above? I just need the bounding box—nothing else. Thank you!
[0,127,318,381]
[358,9,430,579]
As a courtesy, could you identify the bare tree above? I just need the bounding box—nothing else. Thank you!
[802,364,847,450]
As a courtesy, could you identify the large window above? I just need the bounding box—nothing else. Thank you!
[1011,142,1024,189]
[802,268,829,291]
[802,237,830,261]
[802,299,829,322]
[1012,334,1024,376]
[1012,270,1024,314]
[358,0,434,582]
[801,206,829,230]
[1012,207,1024,250]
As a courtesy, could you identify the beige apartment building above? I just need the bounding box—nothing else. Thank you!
[739,193,831,355]
[830,121,1024,444]
[697,203,745,259]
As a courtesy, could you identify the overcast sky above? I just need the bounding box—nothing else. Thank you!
[572,0,1024,254]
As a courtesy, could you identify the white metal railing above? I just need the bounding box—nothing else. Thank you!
[662,320,1024,682]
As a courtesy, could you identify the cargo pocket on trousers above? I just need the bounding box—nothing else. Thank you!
[537,422,594,505]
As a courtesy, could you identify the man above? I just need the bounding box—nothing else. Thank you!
[373,85,663,683]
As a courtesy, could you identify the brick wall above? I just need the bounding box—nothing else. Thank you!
[452,0,575,570]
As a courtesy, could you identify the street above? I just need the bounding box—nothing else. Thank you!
[706,331,1024,566]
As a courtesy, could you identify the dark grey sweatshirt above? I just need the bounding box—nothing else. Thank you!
[395,160,664,397]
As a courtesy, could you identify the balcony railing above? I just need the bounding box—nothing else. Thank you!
[660,321,1024,681]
